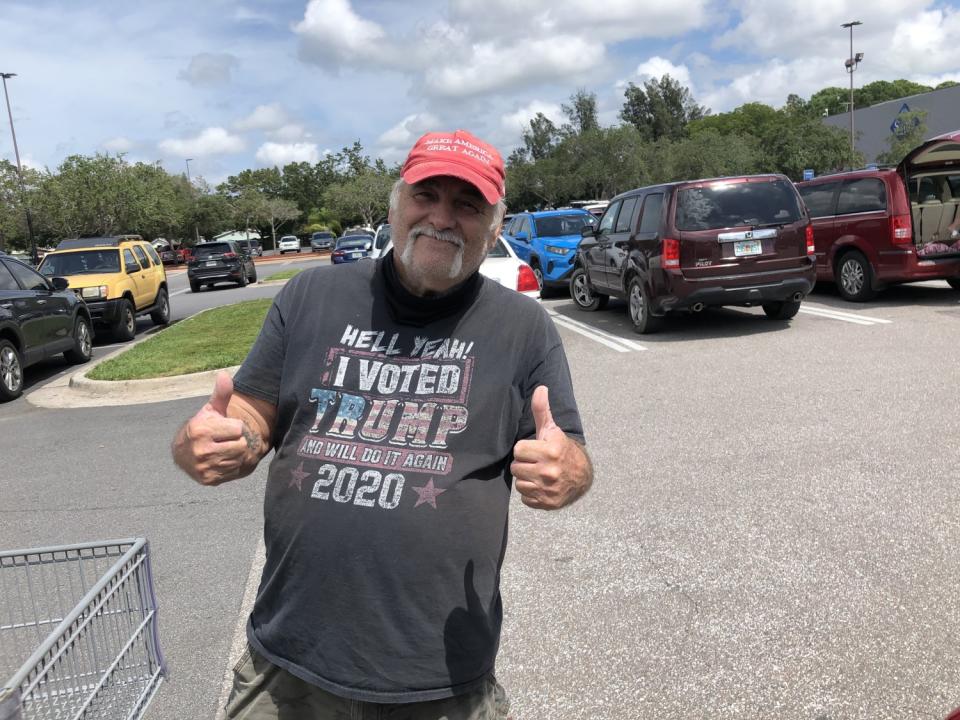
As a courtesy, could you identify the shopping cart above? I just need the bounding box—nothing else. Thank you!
[0,539,166,720]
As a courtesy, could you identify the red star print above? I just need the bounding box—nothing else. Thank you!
[412,478,446,509]
[289,462,309,491]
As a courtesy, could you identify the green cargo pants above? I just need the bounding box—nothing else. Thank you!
[225,644,512,720]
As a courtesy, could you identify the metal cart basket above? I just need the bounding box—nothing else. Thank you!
[0,539,166,720]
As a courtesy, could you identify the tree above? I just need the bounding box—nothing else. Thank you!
[522,113,560,160]
[561,89,600,136]
[619,75,708,141]
[263,198,302,247]
[876,109,928,165]
[218,167,283,197]
[648,130,765,184]
[322,170,395,227]
[808,86,850,118]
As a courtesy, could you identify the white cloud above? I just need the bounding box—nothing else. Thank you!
[234,104,290,132]
[255,142,320,166]
[378,113,440,147]
[159,127,246,157]
[889,8,960,75]
[177,53,239,87]
[102,137,133,153]
[500,101,564,136]
[267,124,311,142]
[294,0,389,68]
[701,57,841,112]
[630,57,694,92]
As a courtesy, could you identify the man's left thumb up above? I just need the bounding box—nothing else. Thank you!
[532,385,558,440]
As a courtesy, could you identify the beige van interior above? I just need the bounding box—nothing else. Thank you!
[908,172,960,250]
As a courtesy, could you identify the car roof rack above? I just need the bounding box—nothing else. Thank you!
[56,235,143,250]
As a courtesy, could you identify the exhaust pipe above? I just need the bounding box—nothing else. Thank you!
[691,302,705,313]
[792,292,804,302]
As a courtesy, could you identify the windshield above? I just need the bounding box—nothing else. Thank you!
[337,238,369,250]
[533,214,595,238]
[312,232,333,239]
[676,179,803,231]
[488,237,509,258]
[194,243,231,258]
[39,249,120,275]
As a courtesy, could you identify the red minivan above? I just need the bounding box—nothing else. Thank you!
[796,131,960,301]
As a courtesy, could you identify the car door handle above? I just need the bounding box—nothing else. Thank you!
[0,302,11,308]
[36,299,47,305]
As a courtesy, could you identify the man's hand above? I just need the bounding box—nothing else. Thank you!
[172,371,268,486]
[511,385,592,510]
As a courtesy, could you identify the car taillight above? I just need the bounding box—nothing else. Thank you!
[517,264,539,292]
[891,213,912,245]
[663,238,680,269]
[223,252,237,258]
[805,224,815,255]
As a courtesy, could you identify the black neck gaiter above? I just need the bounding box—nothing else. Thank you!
[378,249,483,327]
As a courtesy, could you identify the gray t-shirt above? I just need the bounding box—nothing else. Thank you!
[233,256,584,703]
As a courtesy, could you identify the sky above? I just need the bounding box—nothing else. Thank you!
[1,0,959,186]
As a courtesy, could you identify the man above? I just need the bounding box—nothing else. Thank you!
[172,129,592,719]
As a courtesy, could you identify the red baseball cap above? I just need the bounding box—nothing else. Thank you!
[401,130,505,205]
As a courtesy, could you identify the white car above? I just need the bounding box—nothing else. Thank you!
[369,224,392,260]
[382,234,540,299]
[278,235,301,254]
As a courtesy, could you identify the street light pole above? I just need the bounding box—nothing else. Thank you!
[1,72,37,264]
[185,158,200,245]
[842,20,863,166]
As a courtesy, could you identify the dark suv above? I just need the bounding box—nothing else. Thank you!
[187,241,258,292]
[572,174,816,333]
[795,131,960,301]
[0,253,94,400]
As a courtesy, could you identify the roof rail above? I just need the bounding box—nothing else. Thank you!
[55,235,143,250]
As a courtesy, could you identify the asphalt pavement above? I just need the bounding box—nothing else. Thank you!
[2,274,959,719]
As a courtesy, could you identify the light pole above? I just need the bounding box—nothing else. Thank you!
[1,73,37,264]
[842,20,864,165]
[185,158,200,244]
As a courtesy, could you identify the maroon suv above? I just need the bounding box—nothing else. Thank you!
[571,174,816,333]
[796,131,960,301]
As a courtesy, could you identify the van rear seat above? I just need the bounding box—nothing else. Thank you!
[937,200,960,241]
[919,200,944,245]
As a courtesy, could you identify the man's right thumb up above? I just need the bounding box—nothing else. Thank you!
[207,371,234,417]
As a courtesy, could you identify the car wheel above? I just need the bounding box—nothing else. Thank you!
[570,267,608,311]
[947,278,960,290]
[63,316,93,364]
[189,279,200,292]
[836,251,876,301]
[762,299,802,320]
[113,298,136,341]
[249,266,258,283]
[628,277,662,334]
[150,288,170,326]
[237,271,248,288]
[0,339,24,401]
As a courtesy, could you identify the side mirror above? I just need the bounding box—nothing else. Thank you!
[126,263,139,274]
[514,231,529,242]
[581,225,597,238]
[50,276,69,291]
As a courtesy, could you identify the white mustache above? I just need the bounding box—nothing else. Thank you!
[408,225,465,248]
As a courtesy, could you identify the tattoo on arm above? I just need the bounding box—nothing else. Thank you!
[241,421,262,454]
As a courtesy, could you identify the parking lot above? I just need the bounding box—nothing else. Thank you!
[2,274,959,719]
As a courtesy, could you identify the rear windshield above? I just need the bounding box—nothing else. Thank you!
[488,237,509,258]
[676,180,803,231]
[337,238,369,250]
[194,243,231,258]
[39,250,120,275]
[533,214,595,238]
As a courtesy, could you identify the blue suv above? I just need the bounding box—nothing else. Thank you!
[503,209,596,295]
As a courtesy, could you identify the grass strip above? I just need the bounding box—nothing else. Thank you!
[87,299,272,380]
[263,268,302,281]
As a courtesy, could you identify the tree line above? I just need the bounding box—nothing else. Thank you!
[0,76,947,253]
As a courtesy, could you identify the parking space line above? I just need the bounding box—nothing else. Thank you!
[546,310,646,352]
[800,304,892,325]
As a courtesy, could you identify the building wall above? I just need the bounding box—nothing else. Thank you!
[823,84,960,163]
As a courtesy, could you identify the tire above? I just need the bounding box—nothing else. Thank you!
[150,288,170,326]
[0,339,24,401]
[63,316,93,364]
[762,299,802,320]
[569,267,608,311]
[627,277,662,334]
[112,298,136,341]
[249,266,258,283]
[237,271,248,288]
[190,279,200,293]
[836,251,876,301]
[947,278,960,290]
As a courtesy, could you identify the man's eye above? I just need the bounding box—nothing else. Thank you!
[458,201,480,214]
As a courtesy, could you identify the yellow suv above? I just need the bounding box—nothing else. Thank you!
[37,235,170,340]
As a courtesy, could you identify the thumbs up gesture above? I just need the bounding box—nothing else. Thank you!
[511,386,592,510]
[172,371,252,486]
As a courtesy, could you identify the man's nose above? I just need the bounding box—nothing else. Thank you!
[427,199,457,230]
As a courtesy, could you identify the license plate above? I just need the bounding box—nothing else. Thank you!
[351,252,361,258]
[733,239,762,257]
[206,261,217,267]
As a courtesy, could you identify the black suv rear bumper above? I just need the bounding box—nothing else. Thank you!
[661,277,815,312]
